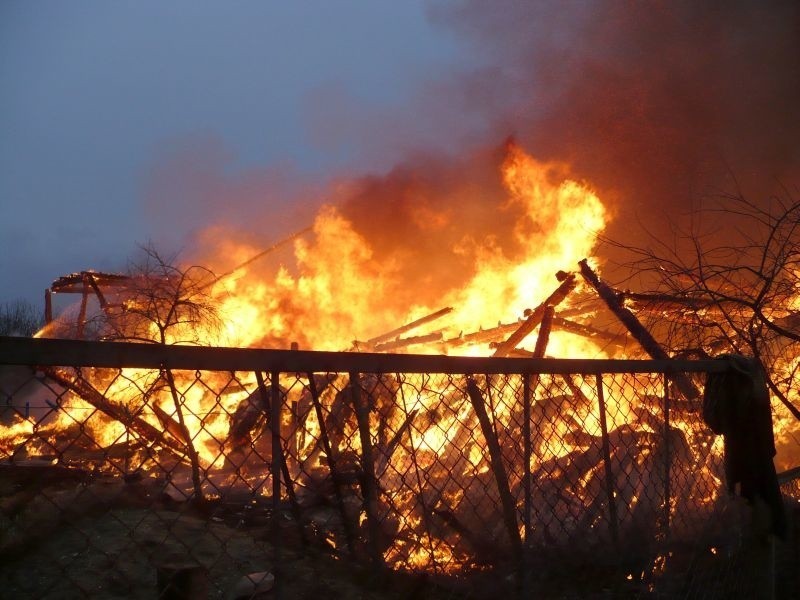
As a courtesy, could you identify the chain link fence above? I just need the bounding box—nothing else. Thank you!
[0,337,796,598]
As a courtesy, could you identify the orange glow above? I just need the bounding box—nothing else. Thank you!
[3,142,783,575]
[191,143,610,357]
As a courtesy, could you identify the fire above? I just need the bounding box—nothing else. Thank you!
[0,144,674,484]
[441,147,606,352]
[6,141,792,579]
[202,143,608,356]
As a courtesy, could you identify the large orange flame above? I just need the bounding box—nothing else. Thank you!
[203,143,608,355]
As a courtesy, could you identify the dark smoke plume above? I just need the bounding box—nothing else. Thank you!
[430,0,800,239]
[322,0,800,291]
[181,1,799,301]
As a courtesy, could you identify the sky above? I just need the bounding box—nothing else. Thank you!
[2,1,798,308]
[0,1,472,306]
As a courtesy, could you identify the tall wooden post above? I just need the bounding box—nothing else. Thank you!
[349,372,384,571]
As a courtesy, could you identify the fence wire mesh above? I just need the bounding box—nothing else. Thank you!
[0,340,796,599]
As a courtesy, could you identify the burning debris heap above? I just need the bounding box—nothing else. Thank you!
[2,254,798,597]
[2,146,799,597]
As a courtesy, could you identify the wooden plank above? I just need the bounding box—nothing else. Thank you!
[492,274,576,357]
[363,307,453,347]
[578,259,702,399]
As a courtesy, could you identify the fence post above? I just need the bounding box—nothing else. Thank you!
[522,303,552,591]
[349,372,384,572]
[596,373,619,548]
[523,373,532,545]
[306,373,357,555]
[255,370,283,598]
[522,372,532,597]
[663,373,671,538]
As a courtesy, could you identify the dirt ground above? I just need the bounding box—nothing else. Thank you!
[2,465,797,599]
[0,467,476,599]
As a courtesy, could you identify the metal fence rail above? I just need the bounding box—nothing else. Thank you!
[0,337,772,599]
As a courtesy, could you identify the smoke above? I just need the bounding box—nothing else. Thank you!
[309,0,800,279]
[163,1,799,294]
[429,0,800,238]
[331,143,513,309]
[143,133,324,262]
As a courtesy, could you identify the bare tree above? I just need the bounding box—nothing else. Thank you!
[92,244,223,501]
[99,243,221,345]
[604,191,800,420]
[0,300,43,337]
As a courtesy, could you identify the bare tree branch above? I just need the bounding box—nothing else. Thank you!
[603,191,800,423]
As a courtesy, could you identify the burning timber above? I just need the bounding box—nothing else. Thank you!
[2,258,800,597]
[6,337,793,598]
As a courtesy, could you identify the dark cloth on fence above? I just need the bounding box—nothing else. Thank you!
[703,354,786,538]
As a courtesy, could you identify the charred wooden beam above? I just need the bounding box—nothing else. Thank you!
[562,374,590,406]
[465,377,523,555]
[44,289,52,324]
[227,389,267,452]
[49,271,129,294]
[163,368,204,501]
[84,272,109,310]
[305,372,357,554]
[492,273,577,357]
[619,291,720,310]
[376,409,418,479]
[557,301,604,319]
[551,317,627,348]
[616,290,764,316]
[533,305,554,358]
[42,367,189,459]
[363,307,453,348]
[152,402,193,448]
[291,373,336,455]
[578,260,701,400]
[373,332,443,353]
[444,320,523,347]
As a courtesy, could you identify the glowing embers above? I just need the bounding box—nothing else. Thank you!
[0,354,733,579]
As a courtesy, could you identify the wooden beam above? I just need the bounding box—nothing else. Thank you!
[492,273,577,357]
[363,307,453,347]
[0,336,730,375]
[465,377,523,555]
[578,259,701,400]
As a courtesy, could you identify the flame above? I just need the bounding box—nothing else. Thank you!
[196,143,609,356]
[5,142,788,576]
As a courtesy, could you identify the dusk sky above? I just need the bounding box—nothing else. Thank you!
[2,1,798,309]
[0,1,475,306]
